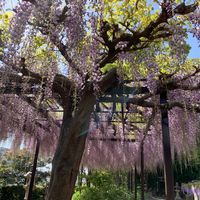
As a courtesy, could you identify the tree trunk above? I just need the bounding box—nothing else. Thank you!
[46,91,96,200]
[46,69,118,200]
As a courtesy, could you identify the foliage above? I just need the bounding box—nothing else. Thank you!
[174,146,200,184]
[73,170,133,200]
[0,149,50,187]
[146,145,200,194]
[0,11,13,48]
[0,185,45,200]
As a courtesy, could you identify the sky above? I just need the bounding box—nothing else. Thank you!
[0,138,12,149]
[0,0,199,149]
[188,33,200,58]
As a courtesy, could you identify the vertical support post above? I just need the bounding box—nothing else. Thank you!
[86,169,91,187]
[131,168,133,194]
[127,169,134,193]
[160,89,174,200]
[130,169,134,193]
[27,139,40,200]
[121,102,125,134]
[24,172,32,200]
[134,165,137,200]
[128,171,131,192]
[140,143,144,200]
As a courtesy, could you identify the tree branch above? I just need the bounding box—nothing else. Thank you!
[50,39,85,78]
[141,108,156,143]
[97,2,198,69]
[19,95,61,128]
[128,96,200,113]
[0,69,74,126]
[163,101,200,113]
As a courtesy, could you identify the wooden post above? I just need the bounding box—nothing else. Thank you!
[134,165,137,200]
[127,169,134,193]
[140,143,144,200]
[128,171,131,192]
[160,89,174,200]
[86,169,91,187]
[27,139,40,200]
[24,172,32,200]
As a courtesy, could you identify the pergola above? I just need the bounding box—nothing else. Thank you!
[26,80,174,200]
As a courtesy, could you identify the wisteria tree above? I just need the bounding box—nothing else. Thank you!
[0,0,199,200]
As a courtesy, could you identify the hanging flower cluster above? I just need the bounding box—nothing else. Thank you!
[9,2,33,45]
[189,9,200,43]
[0,95,59,155]
[82,60,200,171]
[0,0,199,173]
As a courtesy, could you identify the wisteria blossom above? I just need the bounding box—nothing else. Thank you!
[0,0,199,200]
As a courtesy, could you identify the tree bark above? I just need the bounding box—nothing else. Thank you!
[46,69,119,200]
[46,91,96,200]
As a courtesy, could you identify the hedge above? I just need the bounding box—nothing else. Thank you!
[0,185,45,200]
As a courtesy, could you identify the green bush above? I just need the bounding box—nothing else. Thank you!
[85,186,131,200]
[0,185,24,200]
[73,171,133,200]
[73,186,132,200]
[0,185,45,200]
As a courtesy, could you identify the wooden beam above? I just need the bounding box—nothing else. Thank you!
[105,86,149,95]
[88,137,136,142]
[97,96,130,103]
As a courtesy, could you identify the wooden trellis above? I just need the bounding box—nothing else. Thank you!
[26,82,174,200]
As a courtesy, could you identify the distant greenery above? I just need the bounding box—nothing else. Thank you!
[1,147,199,200]
[0,149,50,186]
[72,148,200,200]
[146,145,200,196]
[0,149,50,199]
[174,146,200,184]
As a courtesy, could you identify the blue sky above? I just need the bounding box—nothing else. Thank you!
[188,33,199,58]
[0,138,12,149]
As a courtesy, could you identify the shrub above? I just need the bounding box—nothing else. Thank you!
[0,185,45,200]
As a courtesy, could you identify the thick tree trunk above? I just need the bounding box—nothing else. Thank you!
[46,69,118,200]
[46,91,96,200]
